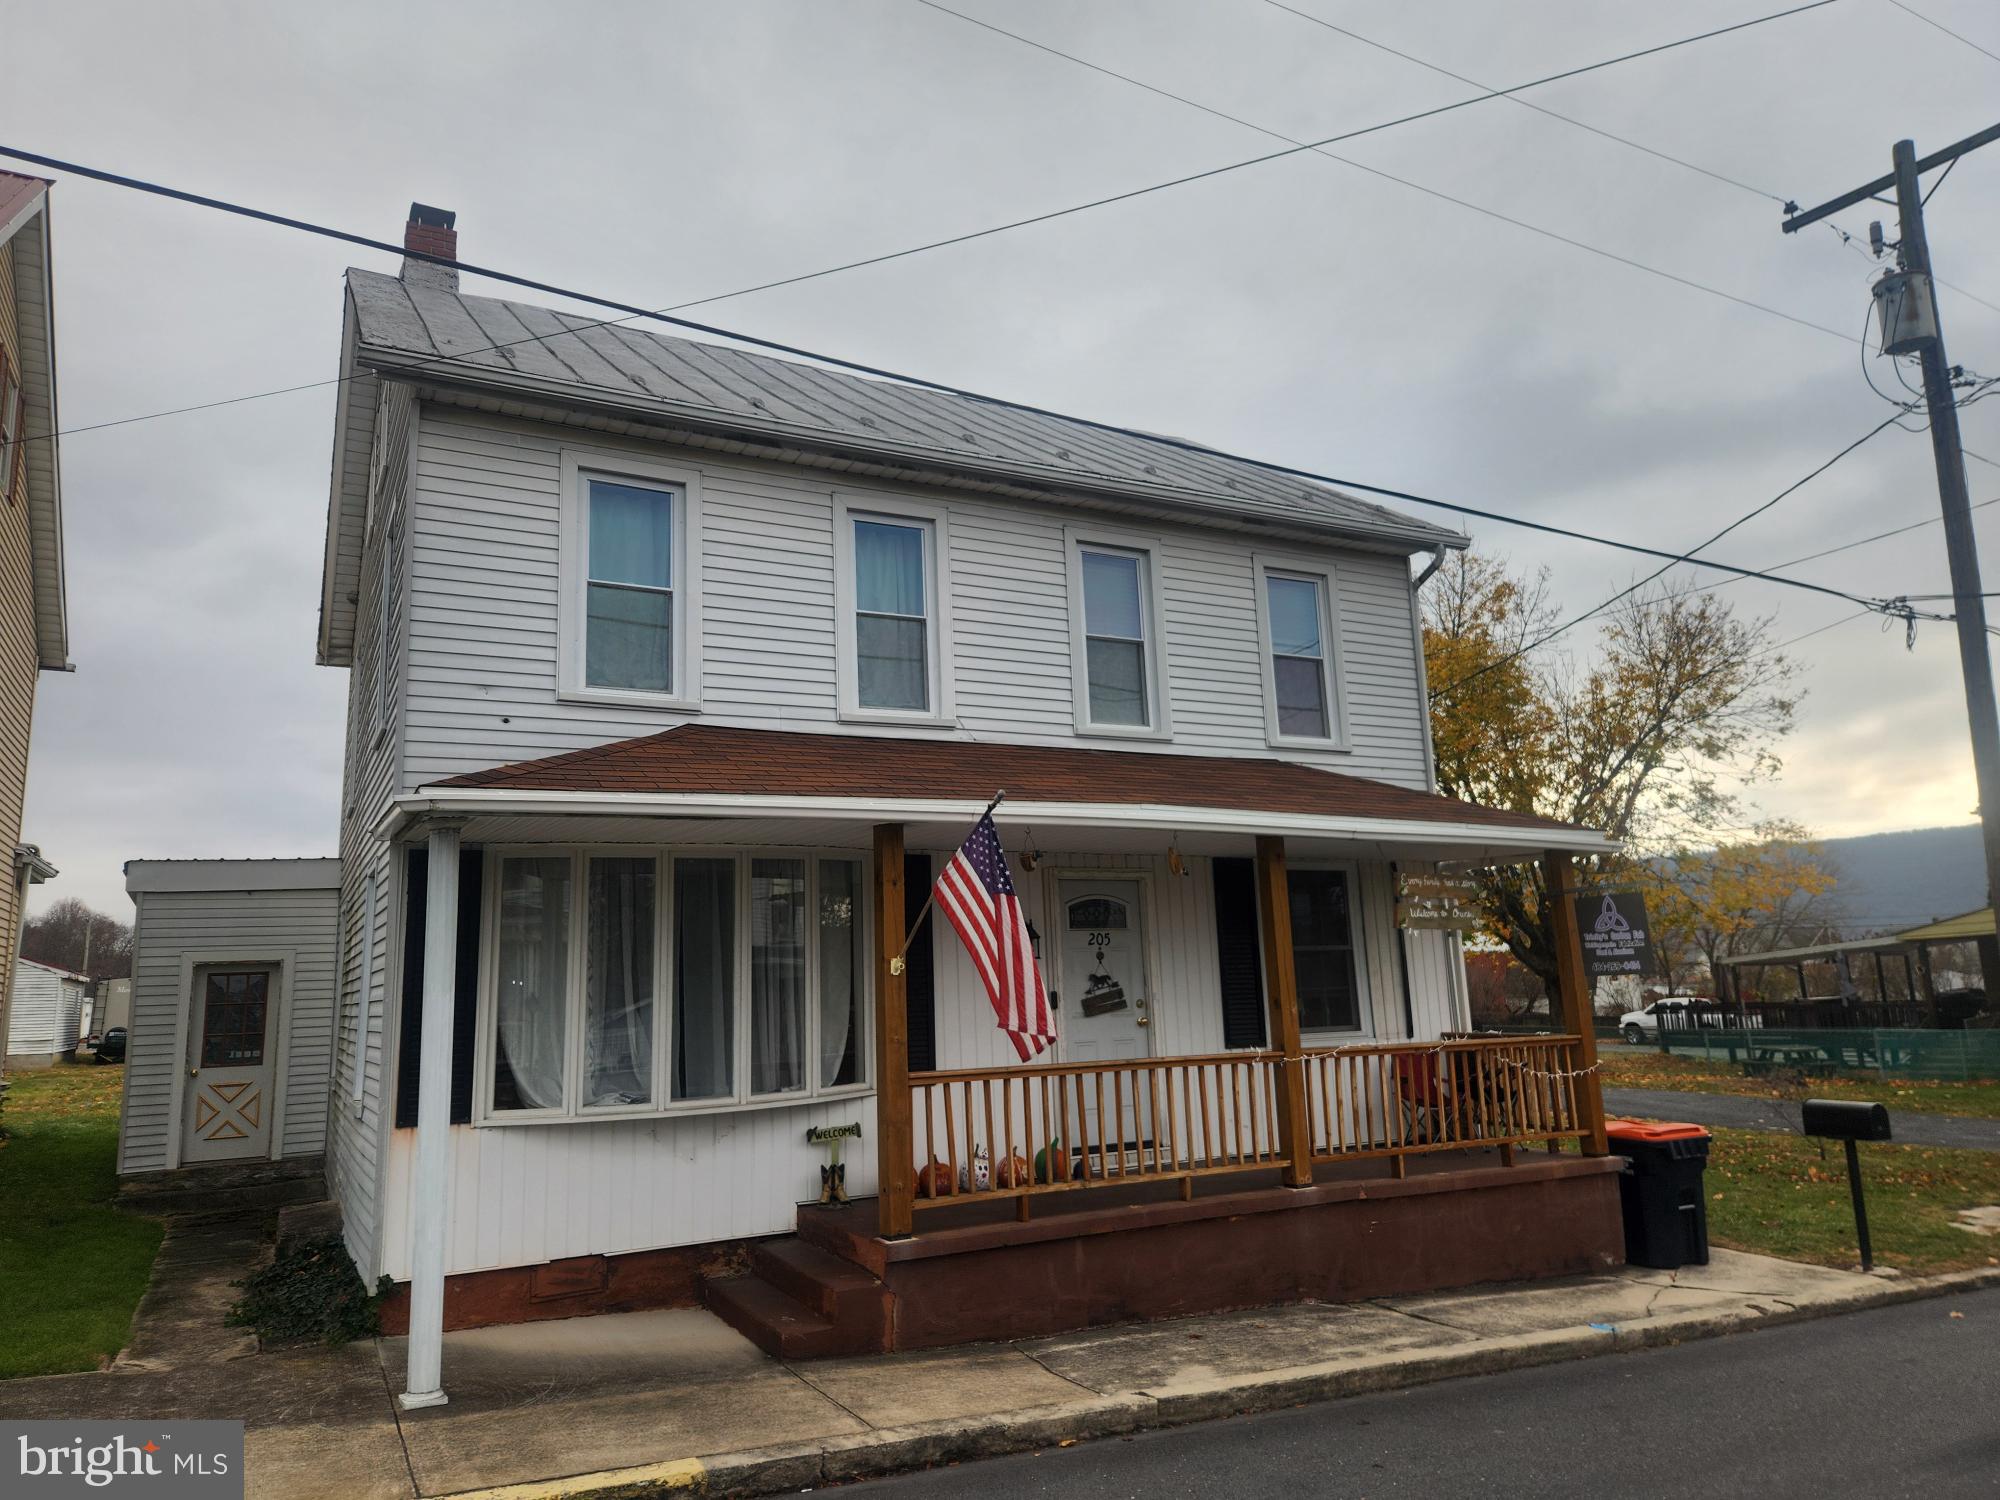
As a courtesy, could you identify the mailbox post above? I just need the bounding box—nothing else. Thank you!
[1802,1099,1892,1272]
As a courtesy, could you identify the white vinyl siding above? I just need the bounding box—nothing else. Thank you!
[325,380,413,1280]
[117,883,341,1174]
[397,410,1432,788]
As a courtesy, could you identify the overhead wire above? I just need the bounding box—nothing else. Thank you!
[0,0,1864,454]
[1884,0,2000,65]
[1428,415,1922,702]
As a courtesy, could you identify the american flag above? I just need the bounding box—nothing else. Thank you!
[933,812,1054,1061]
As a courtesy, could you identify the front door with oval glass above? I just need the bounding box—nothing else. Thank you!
[1058,879,1150,1153]
[182,966,276,1164]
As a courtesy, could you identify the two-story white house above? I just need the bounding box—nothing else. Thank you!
[277,207,1624,1407]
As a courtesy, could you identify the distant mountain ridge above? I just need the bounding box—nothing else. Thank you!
[1818,824,1985,936]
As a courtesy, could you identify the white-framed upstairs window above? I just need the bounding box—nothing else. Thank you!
[1253,554,1347,750]
[1065,527,1171,739]
[474,846,870,1125]
[557,451,703,710]
[834,495,953,725]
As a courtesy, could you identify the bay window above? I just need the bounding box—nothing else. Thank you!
[478,850,870,1122]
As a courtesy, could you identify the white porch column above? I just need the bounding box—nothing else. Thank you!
[399,821,462,1410]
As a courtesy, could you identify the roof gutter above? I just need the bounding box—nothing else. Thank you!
[378,788,1614,859]
[1413,542,1449,589]
[360,348,1467,557]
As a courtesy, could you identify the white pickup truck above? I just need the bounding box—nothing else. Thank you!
[1617,995,1717,1045]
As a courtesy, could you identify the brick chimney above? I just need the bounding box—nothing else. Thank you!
[401,202,458,291]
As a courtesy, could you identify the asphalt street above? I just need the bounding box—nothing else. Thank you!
[843,1287,2000,1499]
[1604,1085,2000,1150]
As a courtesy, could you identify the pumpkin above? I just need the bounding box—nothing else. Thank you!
[1034,1136,1074,1183]
[993,1152,1032,1189]
[914,1157,957,1198]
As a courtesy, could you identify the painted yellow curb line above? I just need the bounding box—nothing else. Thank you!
[437,1456,704,1500]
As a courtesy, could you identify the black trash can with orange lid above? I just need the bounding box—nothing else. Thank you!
[1606,1118,1711,1269]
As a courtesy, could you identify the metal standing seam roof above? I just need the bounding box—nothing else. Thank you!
[341,268,1463,550]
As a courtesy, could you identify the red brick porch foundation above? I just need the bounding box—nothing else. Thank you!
[378,1237,753,1335]
[796,1151,1625,1352]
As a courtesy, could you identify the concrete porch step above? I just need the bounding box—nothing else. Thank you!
[749,1238,883,1321]
[705,1273,848,1360]
[118,1156,328,1218]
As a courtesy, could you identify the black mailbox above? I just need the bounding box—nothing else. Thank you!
[1802,1098,1892,1141]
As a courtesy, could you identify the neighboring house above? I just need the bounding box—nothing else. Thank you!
[7,957,85,1066]
[0,172,69,1076]
[116,860,340,1175]
[125,206,1617,1407]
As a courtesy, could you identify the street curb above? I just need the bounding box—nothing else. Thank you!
[427,1267,2000,1500]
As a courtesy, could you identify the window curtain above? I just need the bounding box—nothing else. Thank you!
[854,520,927,710]
[751,858,807,1094]
[818,861,861,1087]
[586,479,674,691]
[584,858,655,1107]
[495,857,571,1110]
[673,859,735,1101]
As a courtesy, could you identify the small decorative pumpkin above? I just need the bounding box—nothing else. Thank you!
[993,1151,1032,1189]
[915,1156,957,1199]
[960,1144,991,1193]
[1034,1136,1073,1183]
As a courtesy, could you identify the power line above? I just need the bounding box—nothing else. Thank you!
[1885,0,2000,64]
[0,151,1950,617]
[913,0,1855,343]
[1258,0,2000,321]
[1429,416,1921,700]
[0,0,1855,452]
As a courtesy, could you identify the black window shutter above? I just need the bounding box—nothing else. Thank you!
[394,846,484,1128]
[1213,856,1268,1049]
[904,852,936,1073]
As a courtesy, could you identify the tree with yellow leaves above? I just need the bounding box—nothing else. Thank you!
[1646,827,1841,997]
[1424,551,1802,1000]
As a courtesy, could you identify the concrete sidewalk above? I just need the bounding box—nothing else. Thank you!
[6,1237,1996,1500]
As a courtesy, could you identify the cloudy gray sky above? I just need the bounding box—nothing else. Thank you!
[6,0,1999,918]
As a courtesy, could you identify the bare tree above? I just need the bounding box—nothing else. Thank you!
[21,898,133,981]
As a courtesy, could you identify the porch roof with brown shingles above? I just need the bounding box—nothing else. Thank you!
[430,724,1586,837]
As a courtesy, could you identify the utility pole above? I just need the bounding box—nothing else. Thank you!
[1786,122,2000,995]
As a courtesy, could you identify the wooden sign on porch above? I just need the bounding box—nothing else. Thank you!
[1395,872,1482,932]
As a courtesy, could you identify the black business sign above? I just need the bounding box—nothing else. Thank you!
[1573,890,1649,978]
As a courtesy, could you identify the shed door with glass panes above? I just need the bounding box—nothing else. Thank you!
[182,966,277,1163]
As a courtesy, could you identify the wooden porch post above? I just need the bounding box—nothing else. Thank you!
[873,824,914,1238]
[1254,836,1315,1188]
[1543,850,1609,1157]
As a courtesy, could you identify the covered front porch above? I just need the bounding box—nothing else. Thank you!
[380,726,1616,1395]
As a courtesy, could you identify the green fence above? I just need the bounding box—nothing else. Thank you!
[1655,1027,2000,1081]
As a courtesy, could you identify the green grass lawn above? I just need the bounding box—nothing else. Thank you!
[1600,1046,2000,1120]
[1704,1125,2000,1274]
[0,1067,163,1378]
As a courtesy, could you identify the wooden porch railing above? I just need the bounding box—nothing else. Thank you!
[908,1052,1288,1214]
[903,1033,1596,1217]
[1305,1033,1590,1171]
